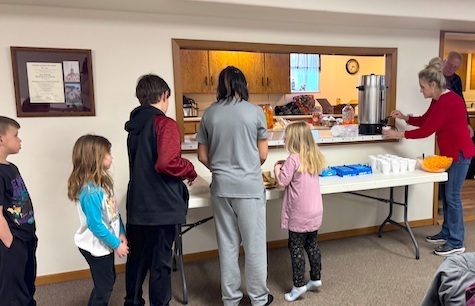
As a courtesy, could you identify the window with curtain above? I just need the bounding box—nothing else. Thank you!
[290,53,320,93]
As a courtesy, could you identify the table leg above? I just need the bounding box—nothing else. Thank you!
[172,216,214,304]
[377,186,419,259]
[174,225,188,304]
[402,185,420,259]
[349,186,420,259]
[377,187,394,238]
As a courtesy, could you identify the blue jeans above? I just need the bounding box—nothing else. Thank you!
[439,152,471,248]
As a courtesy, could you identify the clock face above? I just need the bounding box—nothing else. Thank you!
[346,59,360,75]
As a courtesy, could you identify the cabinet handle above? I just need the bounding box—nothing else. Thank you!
[210,76,214,86]
[267,77,270,86]
[205,77,208,85]
[262,77,265,86]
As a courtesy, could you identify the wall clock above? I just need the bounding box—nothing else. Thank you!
[346,58,360,75]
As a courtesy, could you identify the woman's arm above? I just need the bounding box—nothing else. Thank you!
[197,143,210,170]
[258,139,268,165]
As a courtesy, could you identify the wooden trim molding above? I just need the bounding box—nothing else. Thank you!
[36,218,431,286]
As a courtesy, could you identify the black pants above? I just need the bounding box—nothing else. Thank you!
[0,236,37,306]
[79,248,116,306]
[124,224,176,306]
[288,230,321,288]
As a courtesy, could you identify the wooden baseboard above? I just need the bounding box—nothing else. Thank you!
[437,214,475,226]
[36,218,432,285]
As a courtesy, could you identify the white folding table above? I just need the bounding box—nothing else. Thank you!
[173,170,448,304]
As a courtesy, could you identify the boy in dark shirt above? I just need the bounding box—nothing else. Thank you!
[0,116,37,306]
[124,75,197,306]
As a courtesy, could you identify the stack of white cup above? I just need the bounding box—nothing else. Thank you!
[369,154,417,174]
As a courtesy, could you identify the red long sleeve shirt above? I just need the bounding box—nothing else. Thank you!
[405,90,475,161]
[154,116,197,180]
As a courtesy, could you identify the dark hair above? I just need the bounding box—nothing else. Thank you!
[0,116,20,135]
[135,74,171,105]
[216,66,249,103]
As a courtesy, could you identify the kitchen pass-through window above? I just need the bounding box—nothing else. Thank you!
[290,53,320,93]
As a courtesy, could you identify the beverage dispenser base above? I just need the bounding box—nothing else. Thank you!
[359,124,383,135]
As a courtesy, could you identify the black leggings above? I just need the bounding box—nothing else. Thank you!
[288,230,321,287]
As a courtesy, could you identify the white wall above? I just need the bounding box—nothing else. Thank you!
[0,4,439,276]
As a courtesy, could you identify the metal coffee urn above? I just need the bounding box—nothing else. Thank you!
[357,74,386,135]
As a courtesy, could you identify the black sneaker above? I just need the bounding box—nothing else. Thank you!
[426,235,446,245]
[264,294,274,306]
[433,244,465,256]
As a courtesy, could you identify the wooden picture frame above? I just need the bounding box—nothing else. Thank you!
[10,47,95,117]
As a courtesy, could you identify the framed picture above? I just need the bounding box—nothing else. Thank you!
[10,47,95,117]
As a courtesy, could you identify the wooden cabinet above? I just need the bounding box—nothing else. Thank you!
[208,51,241,93]
[180,50,290,94]
[208,50,266,93]
[183,122,201,134]
[236,52,265,93]
[264,53,290,93]
[180,50,210,93]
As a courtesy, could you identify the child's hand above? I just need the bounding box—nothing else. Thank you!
[274,160,285,167]
[186,177,197,186]
[119,234,128,246]
[274,162,282,179]
[0,233,13,248]
[116,241,129,258]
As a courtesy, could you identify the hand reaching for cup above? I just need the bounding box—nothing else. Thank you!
[382,128,404,139]
[390,110,409,121]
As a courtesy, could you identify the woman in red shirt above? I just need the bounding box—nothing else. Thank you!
[383,57,475,257]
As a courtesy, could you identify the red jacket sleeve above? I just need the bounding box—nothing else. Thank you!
[406,101,434,127]
[154,116,197,180]
[405,99,449,139]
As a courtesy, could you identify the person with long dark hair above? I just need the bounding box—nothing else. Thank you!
[196,66,273,305]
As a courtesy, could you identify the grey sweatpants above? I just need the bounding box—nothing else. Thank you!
[211,191,270,306]
[421,252,475,306]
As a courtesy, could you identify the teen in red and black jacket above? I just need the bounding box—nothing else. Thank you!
[124,74,196,306]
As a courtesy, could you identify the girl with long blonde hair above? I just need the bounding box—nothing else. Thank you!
[274,121,327,302]
[67,134,128,305]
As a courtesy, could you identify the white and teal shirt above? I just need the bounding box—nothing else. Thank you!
[74,182,125,257]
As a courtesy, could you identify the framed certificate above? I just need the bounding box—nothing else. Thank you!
[10,47,95,117]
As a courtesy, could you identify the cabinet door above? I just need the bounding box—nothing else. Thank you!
[209,51,240,94]
[265,53,290,93]
[239,52,265,94]
[183,122,196,134]
[180,50,210,93]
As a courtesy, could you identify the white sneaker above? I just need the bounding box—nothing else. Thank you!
[284,285,307,302]
[306,280,322,291]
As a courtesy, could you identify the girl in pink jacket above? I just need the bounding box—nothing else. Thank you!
[274,121,327,302]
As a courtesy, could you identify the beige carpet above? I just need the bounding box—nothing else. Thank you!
[36,221,475,306]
